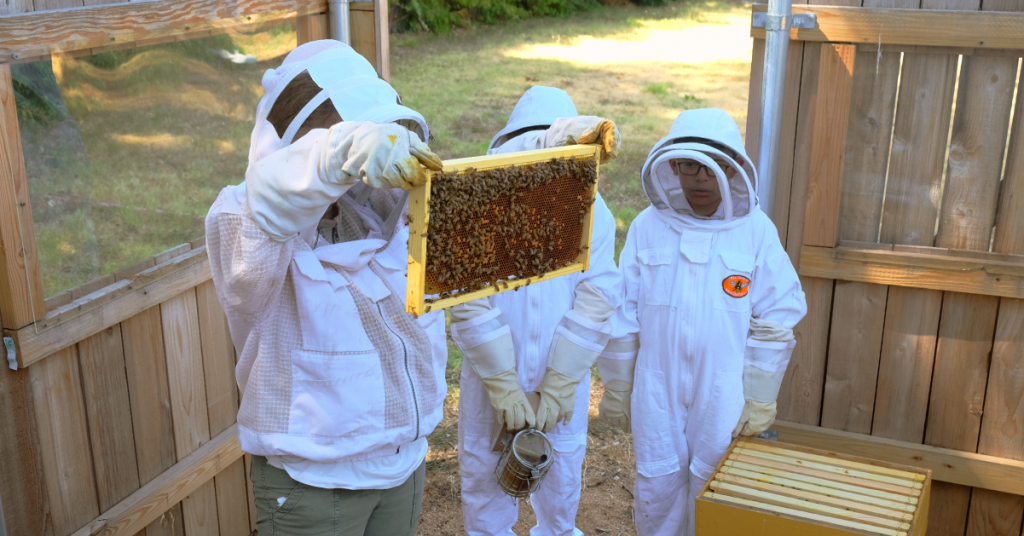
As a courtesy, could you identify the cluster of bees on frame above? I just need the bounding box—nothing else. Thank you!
[421,156,598,300]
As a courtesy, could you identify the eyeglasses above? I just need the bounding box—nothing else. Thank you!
[673,159,732,176]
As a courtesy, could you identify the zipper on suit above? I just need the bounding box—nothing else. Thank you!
[376,302,421,440]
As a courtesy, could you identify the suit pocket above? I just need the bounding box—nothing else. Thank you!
[638,247,674,307]
[289,349,385,438]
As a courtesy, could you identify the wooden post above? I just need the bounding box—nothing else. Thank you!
[0,63,45,329]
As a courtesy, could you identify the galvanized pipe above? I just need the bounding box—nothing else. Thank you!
[329,0,352,45]
[756,0,793,221]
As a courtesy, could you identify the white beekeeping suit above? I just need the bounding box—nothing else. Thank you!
[600,109,806,536]
[452,86,623,536]
[205,40,449,493]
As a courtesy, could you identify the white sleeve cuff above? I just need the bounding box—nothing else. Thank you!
[451,307,508,349]
[744,338,795,372]
[596,356,636,385]
[600,335,639,360]
[743,364,786,404]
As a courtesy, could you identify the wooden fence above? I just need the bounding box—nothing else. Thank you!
[745,2,1024,535]
[0,1,388,535]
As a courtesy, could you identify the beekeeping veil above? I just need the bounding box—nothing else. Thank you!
[488,86,578,152]
[249,40,431,244]
[641,108,759,233]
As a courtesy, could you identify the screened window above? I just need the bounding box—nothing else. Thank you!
[14,20,297,298]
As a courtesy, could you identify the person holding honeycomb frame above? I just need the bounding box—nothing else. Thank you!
[205,40,449,536]
[597,108,807,536]
[449,86,624,536]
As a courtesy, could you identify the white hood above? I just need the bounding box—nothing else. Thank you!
[488,85,578,152]
[249,40,430,165]
[641,108,759,232]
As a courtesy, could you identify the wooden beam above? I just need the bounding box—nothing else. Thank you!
[773,421,1024,496]
[801,43,856,248]
[69,424,243,536]
[0,64,45,329]
[799,244,1024,299]
[373,0,389,81]
[4,247,212,369]
[0,0,328,62]
[749,4,1024,49]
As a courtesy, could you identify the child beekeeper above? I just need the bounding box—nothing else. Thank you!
[205,41,449,536]
[597,108,807,536]
[450,86,624,536]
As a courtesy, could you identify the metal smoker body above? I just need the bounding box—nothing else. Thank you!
[494,429,555,498]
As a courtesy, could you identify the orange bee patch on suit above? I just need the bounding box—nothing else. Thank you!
[722,275,751,298]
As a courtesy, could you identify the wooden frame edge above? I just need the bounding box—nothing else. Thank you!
[749,4,1024,50]
[799,244,1024,298]
[6,247,212,368]
[405,144,602,316]
[773,420,1024,496]
[0,0,328,62]
[70,424,243,536]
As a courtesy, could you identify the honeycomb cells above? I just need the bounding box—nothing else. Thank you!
[424,156,598,300]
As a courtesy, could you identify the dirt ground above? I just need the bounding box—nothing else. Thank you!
[418,380,640,536]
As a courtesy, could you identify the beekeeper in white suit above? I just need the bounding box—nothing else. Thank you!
[450,86,623,536]
[597,108,806,536]
[205,40,449,536]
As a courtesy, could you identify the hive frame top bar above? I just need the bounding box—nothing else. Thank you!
[406,144,603,317]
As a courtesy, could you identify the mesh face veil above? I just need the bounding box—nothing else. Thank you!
[640,109,759,230]
[488,86,579,152]
[248,40,430,165]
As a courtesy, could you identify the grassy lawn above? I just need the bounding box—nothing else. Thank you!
[390,0,752,257]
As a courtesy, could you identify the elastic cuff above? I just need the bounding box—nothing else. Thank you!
[596,356,636,385]
[743,364,785,403]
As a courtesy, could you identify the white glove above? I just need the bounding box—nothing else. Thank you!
[336,122,443,190]
[733,400,777,437]
[544,116,621,163]
[596,336,639,433]
[732,318,795,438]
[451,299,536,431]
[246,121,442,241]
[535,282,614,432]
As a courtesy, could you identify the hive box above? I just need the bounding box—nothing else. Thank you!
[696,437,931,536]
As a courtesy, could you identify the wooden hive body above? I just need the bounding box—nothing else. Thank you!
[696,438,931,536]
[406,144,602,316]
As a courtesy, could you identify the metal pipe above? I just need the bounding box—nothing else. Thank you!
[328,0,352,45]
[756,0,793,221]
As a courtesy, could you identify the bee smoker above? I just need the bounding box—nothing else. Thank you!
[493,429,555,498]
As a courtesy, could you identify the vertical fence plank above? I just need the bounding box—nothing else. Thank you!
[837,50,901,244]
[968,45,1024,536]
[373,0,389,80]
[29,346,99,535]
[196,281,248,536]
[122,306,184,536]
[0,366,47,535]
[969,298,1024,536]
[924,46,1018,535]
[819,281,887,434]
[871,285,942,442]
[802,44,857,248]
[777,276,832,425]
[351,5,377,68]
[296,12,329,45]
[244,454,257,533]
[871,47,958,535]
[78,325,141,511]
[162,290,219,536]
[936,56,1016,250]
[0,63,46,329]
[819,37,903,437]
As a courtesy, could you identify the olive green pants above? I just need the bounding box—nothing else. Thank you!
[250,456,425,536]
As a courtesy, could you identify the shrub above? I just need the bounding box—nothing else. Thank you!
[391,0,599,33]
